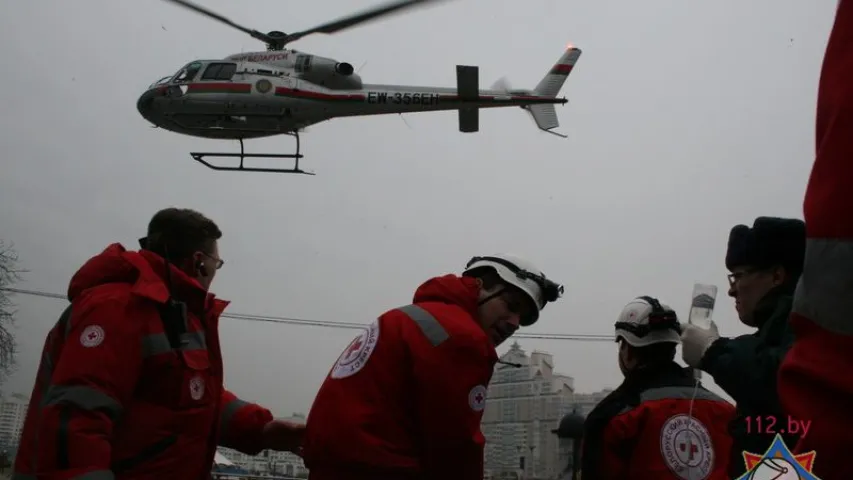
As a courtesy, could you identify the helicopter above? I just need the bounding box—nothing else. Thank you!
[139,0,583,175]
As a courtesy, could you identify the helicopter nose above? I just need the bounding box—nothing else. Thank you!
[137,87,163,122]
[137,89,157,111]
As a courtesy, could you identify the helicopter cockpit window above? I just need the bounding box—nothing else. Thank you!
[148,76,173,89]
[173,61,203,83]
[201,63,237,81]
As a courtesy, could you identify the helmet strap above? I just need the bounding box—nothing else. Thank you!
[478,289,505,307]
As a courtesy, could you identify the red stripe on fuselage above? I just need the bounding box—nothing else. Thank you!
[187,82,251,93]
[274,87,365,101]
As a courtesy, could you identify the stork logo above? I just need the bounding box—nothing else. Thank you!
[660,414,714,480]
[330,321,380,379]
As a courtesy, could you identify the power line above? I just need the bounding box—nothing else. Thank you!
[0,287,616,342]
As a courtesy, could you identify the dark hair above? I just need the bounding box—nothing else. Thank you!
[462,266,505,290]
[621,339,677,365]
[144,208,222,262]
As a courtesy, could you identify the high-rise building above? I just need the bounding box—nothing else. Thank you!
[0,394,29,449]
[217,412,308,477]
[481,343,615,480]
[481,342,577,480]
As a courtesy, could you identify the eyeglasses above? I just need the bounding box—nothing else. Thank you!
[200,251,225,270]
[727,268,758,286]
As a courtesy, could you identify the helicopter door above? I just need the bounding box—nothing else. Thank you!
[294,54,312,73]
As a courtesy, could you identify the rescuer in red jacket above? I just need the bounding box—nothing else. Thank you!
[579,296,736,480]
[302,254,564,480]
[14,208,304,480]
[777,1,853,478]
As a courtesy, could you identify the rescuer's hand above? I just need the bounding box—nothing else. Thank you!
[261,419,306,453]
[680,321,720,368]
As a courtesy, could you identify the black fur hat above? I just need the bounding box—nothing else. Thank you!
[726,216,806,277]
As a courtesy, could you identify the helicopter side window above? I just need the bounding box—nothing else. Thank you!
[201,62,237,81]
[294,55,312,73]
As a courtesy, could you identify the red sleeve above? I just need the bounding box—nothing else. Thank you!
[218,389,274,455]
[777,2,853,478]
[413,331,493,480]
[35,294,144,479]
[597,413,640,479]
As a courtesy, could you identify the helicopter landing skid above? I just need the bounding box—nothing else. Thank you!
[190,135,313,175]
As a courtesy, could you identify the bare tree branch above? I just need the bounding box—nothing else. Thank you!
[0,240,26,384]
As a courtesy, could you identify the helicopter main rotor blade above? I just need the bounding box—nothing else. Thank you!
[283,0,450,44]
[161,0,272,44]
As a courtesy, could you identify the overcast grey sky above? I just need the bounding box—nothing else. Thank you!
[0,0,837,416]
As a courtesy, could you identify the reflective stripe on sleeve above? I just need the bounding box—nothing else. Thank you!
[41,386,123,471]
[618,385,726,414]
[57,305,73,339]
[42,385,123,421]
[792,238,853,335]
[141,330,207,358]
[397,304,449,346]
[640,385,724,403]
[219,397,250,435]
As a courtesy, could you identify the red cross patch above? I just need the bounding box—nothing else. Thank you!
[189,375,205,400]
[342,337,363,362]
[468,384,488,411]
[330,321,381,380]
[79,325,105,348]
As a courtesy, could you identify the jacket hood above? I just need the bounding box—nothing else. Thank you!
[412,274,480,319]
[67,243,227,315]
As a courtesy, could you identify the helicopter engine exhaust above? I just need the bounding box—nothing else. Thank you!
[335,62,354,76]
[299,56,363,89]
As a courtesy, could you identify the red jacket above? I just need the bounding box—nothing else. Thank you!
[13,243,273,480]
[302,274,498,480]
[580,363,735,480]
[777,1,853,478]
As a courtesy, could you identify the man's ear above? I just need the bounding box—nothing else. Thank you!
[771,265,787,286]
[620,342,635,362]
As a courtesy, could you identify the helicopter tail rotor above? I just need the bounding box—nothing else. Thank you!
[490,76,513,92]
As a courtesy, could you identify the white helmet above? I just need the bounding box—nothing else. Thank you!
[614,296,682,347]
[463,254,564,326]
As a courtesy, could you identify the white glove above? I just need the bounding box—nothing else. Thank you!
[680,321,720,368]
